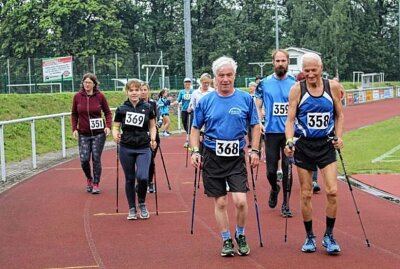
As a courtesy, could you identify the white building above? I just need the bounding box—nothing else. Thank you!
[285,47,322,76]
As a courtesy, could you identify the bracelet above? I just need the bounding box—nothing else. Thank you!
[251,148,260,154]
[112,126,120,131]
[191,150,200,156]
[191,147,199,152]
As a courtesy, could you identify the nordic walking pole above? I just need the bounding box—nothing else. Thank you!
[284,142,294,242]
[116,144,119,213]
[333,137,370,247]
[249,154,264,247]
[185,113,191,168]
[153,153,159,216]
[197,163,201,189]
[158,144,172,190]
[190,166,198,234]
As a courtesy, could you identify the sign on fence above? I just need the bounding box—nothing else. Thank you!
[42,56,73,82]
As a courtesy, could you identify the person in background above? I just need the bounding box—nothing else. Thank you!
[157,89,172,136]
[173,77,193,147]
[141,82,160,193]
[71,73,112,194]
[255,49,296,217]
[113,79,157,220]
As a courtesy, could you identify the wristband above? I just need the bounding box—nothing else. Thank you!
[251,148,260,154]
[191,147,199,152]
[191,150,200,156]
[286,138,293,145]
[112,125,120,131]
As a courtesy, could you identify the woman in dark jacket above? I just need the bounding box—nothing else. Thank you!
[71,73,112,194]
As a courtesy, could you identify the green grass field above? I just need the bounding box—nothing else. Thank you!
[1,93,399,176]
[341,116,400,175]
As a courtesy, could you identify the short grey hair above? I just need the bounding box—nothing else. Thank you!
[301,52,322,68]
[212,56,237,76]
[249,82,257,88]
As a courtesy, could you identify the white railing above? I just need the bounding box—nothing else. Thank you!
[0,112,71,182]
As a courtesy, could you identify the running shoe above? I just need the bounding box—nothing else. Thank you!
[148,182,155,193]
[322,233,341,254]
[221,239,235,257]
[183,141,189,148]
[163,131,170,137]
[301,234,316,253]
[127,207,137,220]
[235,233,250,256]
[92,183,100,194]
[281,203,293,218]
[138,203,150,219]
[277,170,283,182]
[86,179,93,193]
[268,185,280,208]
[312,181,321,193]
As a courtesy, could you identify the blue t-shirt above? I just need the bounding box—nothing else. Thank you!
[193,89,259,151]
[177,89,193,111]
[255,74,296,133]
[157,97,170,115]
[295,80,335,138]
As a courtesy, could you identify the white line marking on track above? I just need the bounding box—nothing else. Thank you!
[43,265,99,269]
[93,210,187,216]
[372,144,400,163]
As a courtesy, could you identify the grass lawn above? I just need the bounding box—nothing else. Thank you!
[342,116,400,175]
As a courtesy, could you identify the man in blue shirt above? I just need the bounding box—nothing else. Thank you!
[190,56,261,257]
[255,49,296,217]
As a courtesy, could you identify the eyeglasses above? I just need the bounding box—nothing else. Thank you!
[83,81,94,85]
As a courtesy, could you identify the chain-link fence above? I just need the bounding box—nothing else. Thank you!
[0,52,253,94]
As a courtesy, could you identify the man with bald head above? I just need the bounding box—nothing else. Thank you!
[284,52,344,254]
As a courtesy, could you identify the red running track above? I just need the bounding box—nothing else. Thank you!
[0,99,399,269]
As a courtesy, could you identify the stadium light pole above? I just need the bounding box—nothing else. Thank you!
[184,0,193,80]
[275,0,279,49]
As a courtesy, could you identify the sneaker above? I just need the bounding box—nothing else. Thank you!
[163,131,170,137]
[183,141,189,148]
[138,203,150,219]
[235,233,250,256]
[220,239,235,257]
[277,170,283,182]
[301,235,317,253]
[268,185,280,208]
[127,207,137,220]
[92,183,100,194]
[312,181,321,193]
[281,203,293,218]
[148,182,155,193]
[86,179,93,193]
[322,234,341,254]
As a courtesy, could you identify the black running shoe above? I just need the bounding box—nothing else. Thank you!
[268,185,280,208]
[235,233,250,256]
[281,203,293,217]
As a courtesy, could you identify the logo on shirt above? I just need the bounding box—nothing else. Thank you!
[228,107,242,115]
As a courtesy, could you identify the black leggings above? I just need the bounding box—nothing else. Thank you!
[181,111,193,134]
[264,133,291,204]
[78,133,106,184]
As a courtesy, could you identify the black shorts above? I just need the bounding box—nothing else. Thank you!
[294,137,337,171]
[202,147,249,198]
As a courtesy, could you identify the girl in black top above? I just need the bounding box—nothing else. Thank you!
[112,79,157,220]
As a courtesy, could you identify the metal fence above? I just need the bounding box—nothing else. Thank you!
[0,52,253,94]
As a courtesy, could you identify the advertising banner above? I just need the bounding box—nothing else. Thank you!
[42,56,73,82]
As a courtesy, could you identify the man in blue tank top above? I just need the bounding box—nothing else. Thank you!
[190,56,261,257]
[285,52,344,254]
[255,49,296,217]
